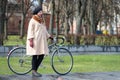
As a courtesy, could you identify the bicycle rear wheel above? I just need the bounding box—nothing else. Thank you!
[7,47,32,75]
[51,48,73,75]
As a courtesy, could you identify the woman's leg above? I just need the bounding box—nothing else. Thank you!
[32,55,42,77]
[32,55,38,71]
[36,54,44,71]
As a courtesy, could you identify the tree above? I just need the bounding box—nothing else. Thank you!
[74,0,87,45]
[42,0,120,45]
[0,0,7,45]
[84,0,120,45]
[28,0,120,45]
[60,0,75,41]
[54,0,60,37]
[49,0,55,34]
[20,0,35,39]
[4,0,21,39]
[38,0,43,8]
[86,0,103,44]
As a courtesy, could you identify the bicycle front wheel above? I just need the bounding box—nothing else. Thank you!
[7,47,32,75]
[51,48,73,75]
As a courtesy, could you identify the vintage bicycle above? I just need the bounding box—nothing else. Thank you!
[7,37,73,75]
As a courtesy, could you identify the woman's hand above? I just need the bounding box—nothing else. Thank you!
[29,38,34,48]
[49,36,53,40]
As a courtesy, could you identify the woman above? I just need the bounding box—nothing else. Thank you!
[26,6,52,77]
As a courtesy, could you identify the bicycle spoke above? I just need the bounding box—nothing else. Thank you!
[51,48,73,75]
[7,47,32,75]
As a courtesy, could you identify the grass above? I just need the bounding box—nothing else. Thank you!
[1,35,120,75]
[73,54,120,72]
[3,35,26,46]
[0,54,120,75]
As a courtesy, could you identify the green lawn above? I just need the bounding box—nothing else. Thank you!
[0,54,120,75]
[72,54,120,72]
[3,35,26,46]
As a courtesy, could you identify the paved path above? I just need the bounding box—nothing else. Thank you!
[0,72,120,80]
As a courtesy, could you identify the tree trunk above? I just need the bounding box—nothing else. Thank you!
[4,18,8,40]
[0,0,7,45]
[49,0,55,34]
[74,16,80,45]
[74,0,87,45]
[20,14,25,39]
[64,17,69,37]
[89,0,96,45]
[38,0,43,8]
[20,0,26,39]
[55,0,60,38]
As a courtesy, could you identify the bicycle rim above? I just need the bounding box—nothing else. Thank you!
[7,47,32,75]
[51,48,73,75]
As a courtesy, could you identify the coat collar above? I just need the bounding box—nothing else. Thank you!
[32,15,44,23]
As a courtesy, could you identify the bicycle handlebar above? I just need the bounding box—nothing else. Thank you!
[49,36,65,44]
[54,37,65,44]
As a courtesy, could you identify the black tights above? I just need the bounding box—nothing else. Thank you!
[32,54,44,71]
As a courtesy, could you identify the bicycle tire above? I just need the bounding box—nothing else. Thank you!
[7,47,32,75]
[51,48,73,75]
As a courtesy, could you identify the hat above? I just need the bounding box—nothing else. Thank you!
[33,6,42,15]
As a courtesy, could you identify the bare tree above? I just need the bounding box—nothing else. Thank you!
[54,0,60,37]
[20,0,35,39]
[4,0,21,39]
[0,0,7,45]
[38,0,43,8]
[74,0,87,45]
[60,0,75,40]
[33,0,120,45]
[84,0,120,45]
[86,0,103,44]
[49,0,55,34]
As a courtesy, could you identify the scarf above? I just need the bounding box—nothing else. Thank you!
[32,15,44,24]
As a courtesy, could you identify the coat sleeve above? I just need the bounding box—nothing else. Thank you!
[27,19,35,40]
[46,30,50,38]
[44,25,50,38]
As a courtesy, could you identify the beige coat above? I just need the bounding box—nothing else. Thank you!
[26,18,50,55]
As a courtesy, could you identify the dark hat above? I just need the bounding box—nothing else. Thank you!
[33,6,42,15]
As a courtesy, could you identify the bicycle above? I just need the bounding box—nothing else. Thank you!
[7,37,73,75]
